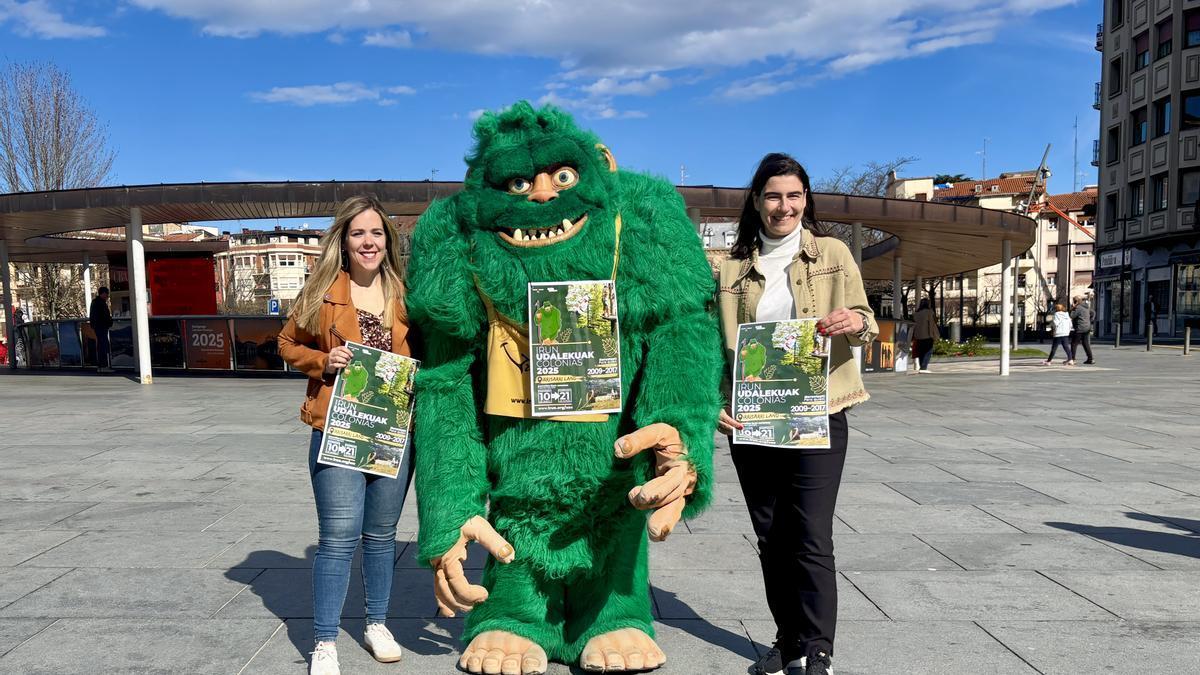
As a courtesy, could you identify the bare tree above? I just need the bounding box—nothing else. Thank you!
[0,61,116,320]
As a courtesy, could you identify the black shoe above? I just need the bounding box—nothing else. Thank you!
[806,650,833,675]
[1083,360,1094,364]
[751,643,804,675]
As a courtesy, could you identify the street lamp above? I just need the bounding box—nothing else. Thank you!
[1112,215,1136,348]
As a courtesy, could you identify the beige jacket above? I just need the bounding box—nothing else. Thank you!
[717,229,878,413]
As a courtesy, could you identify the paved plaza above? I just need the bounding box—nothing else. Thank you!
[1,346,1199,674]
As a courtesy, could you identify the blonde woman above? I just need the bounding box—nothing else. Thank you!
[279,195,417,675]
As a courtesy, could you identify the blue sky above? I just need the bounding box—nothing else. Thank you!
[1,0,1101,230]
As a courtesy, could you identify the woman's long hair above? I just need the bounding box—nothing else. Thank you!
[730,152,828,260]
[290,194,407,333]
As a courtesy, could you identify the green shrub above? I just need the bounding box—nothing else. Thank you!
[933,334,987,357]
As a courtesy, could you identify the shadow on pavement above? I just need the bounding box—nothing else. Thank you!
[1047,511,1200,560]
[224,545,454,661]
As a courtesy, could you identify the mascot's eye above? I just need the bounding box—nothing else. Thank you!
[552,167,579,189]
[507,177,532,194]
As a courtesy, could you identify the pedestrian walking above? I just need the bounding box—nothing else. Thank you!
[1069,295,1095,365]
[716,153,878,675]
[278,195,418,675]
[1045,302,1074,365]
[912,298,940,373]
[89,287,114,372]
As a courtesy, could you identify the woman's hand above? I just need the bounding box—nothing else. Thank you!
[324,345,353,375]
[717,408,743,434]
[817,307,864,337]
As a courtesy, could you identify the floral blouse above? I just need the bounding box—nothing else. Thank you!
[357,309,392,352]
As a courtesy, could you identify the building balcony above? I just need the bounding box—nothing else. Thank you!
[1095,23,1104,51]
[1091,140,1101,167]
[1093,82,1102,110]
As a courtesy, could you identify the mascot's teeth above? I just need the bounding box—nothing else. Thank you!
[513,229,525,241]
[562,218,572,230]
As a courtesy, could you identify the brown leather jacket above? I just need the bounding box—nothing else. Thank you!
[278,270,416,430]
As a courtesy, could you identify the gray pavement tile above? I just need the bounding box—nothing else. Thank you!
[844,571,1113,621]
[909,435,1039,452]
[205,479,315,503]
[835,505,1022,534]
[683,505,853,535]
[205,501,321,532]
[0,531,81,566]
[833,534,960,571]
[979,504,1190,534]
[207,530,393,569]
[0,619,53,657]
[652,570,886,621]
[885,481,1063,505]
[0,501,97,530]
[1044,571,1200,621]
[836,482,918,505]
[199,461,312,481]
[1016,481,1198,505]
[918,533,1156,571]
[0,618,281,675]
[0,568,258,618]
[980,621,1200,675]
[214,566,441,619]
[58,500,239,531]
[0,479,102,501]
[0,568,70,608]
[839,463,963,483]
[932,462,1100,484]
[240,618,463,675]
[74,478,236,502]
[648,533,759,571]
[863,444,1009,464]
[1126,502,1200,533]
[743,620,1039,674]
[1059,524,1200,570]
[18,530,246,568]
[1053,461,1200,483]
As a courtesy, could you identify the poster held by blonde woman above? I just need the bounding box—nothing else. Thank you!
[278,195,418,675]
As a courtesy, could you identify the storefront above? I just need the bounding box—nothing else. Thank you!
[1172,254,1200,336]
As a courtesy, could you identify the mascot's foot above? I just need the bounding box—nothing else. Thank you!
[579,628,665,672]
[459,630,548,675]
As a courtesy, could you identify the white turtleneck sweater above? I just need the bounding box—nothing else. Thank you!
[755,225,803,322]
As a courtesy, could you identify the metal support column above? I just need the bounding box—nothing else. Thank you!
[686,207,702,234]
[851,222,863,269]
[1185,326,1192,356]
[127,208,153,384]
[1000,239,1012,376]
[1012,257,1021,351]
[82,253,92,313]
[0,241,14,370]
[892,256,903,319]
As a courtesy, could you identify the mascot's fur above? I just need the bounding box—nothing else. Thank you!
[407,101,722,665]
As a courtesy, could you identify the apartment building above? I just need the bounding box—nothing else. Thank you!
[1094,0,1200,337]
[214,226,323,312]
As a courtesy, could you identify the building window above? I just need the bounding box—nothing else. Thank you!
[1047,273,1057,288]
[1047,217,1059,231]
[1130,181,1145,217]
[1107,126,1121,164]
[1131,108,1148,145]
[1183,91,1200,128]
[1134,31,1150,70]
[1181,169,1200,207]
[1109,57,1123,96]
[1112,0,1124,28]
[1105,193,1119,229]
[1154,97,1171,137]
[1158,17,1173,59]
[1074,244,1095,257]
[1188,9,1200,48]
[1048,245,1059,258]
[1152,173,1169,211]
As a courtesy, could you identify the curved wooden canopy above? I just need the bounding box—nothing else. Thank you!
[0,181,1034,278]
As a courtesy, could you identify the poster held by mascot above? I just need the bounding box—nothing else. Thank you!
[407,101,722,673]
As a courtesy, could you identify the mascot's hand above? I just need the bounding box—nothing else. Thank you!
[614,422,697,542]
[430,516,515,617]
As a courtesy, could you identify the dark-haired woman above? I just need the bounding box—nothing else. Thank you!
[716,153,877,675]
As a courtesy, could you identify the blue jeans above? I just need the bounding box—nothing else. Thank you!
[308,428,413,641]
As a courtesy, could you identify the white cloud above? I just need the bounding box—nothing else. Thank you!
[131,0,1080,100]
[364,29,411,48]
[467,108,486,121]
[249,81,416,106]
[0,0,106,38]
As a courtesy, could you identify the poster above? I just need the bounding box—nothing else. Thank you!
[731,319,831,449]
[233,318,286,371]
[185,319,233,369]
[147,256,218,315]
[57,322,83,367]
[317,342,419,478]
[527,280,622,417]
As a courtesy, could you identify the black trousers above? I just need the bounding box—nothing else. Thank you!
[730,410,848,658]
[96,330,110,368]
[1070,331,1093,362]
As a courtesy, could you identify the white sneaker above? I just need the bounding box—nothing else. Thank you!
[310,641,339,675]
[364,622,403,663]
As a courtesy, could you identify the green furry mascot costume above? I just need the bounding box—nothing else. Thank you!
[407,101,722,674]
